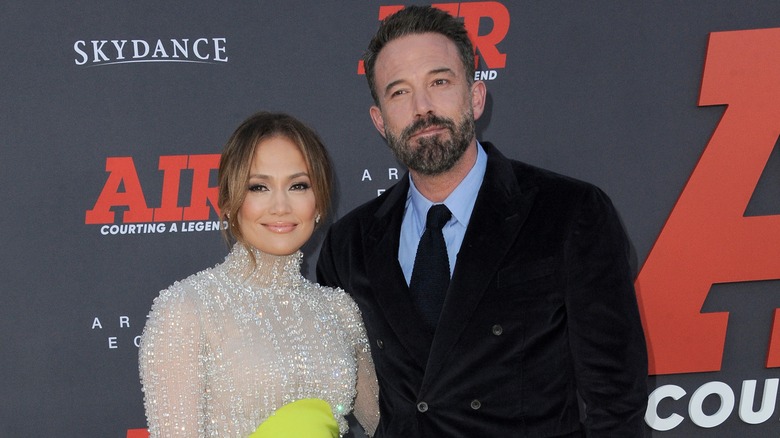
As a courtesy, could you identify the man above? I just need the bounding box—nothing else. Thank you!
[317,5,648,437]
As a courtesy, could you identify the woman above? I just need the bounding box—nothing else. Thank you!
[138,112,379,437]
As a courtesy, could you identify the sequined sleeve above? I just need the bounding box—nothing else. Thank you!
[354,337,380,436]
[337,292,380,436]
[139,284,206,438]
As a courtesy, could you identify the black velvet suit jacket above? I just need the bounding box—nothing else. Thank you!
[317,143,648,437]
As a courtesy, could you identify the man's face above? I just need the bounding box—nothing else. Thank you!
[369,32,485,176]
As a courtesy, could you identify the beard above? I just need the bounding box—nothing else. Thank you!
[384,108,475,176]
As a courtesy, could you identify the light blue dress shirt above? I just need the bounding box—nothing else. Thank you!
[399,142,488,285]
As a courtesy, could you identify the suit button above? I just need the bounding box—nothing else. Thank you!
[470,399,481,410]
[491,324,503,336]
[376,339,384,349]
[417,402,428,413]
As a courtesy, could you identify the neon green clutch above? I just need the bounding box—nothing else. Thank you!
[249,398,339,438]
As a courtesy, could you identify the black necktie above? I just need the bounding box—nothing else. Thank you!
[409,204,452,329]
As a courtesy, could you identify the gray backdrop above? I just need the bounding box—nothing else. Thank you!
[2,1,780,436]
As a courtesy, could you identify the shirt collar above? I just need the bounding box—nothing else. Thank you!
[407,142,488,231]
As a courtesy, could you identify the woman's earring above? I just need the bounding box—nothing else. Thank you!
[315,214,321,224]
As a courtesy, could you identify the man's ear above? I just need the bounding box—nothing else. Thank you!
[369,105,387,139]
[471,80,487,121]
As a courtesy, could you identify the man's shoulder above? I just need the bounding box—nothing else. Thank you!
[482,142,612,215]
[484,142,598,193]
[512,159,595,190]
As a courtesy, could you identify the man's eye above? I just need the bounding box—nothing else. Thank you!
[432,79,449,86]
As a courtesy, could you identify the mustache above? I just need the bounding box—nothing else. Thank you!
[401,114,456,139]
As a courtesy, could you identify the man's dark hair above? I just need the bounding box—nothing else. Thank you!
[363,5,475,106]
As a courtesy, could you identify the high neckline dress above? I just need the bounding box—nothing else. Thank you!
[139,244,379,437]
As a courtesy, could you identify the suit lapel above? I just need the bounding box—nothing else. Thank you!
[364,177,435,368]
[422,144,539,386]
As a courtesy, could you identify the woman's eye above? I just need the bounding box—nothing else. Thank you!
[248,184,268,192]
[290,182,311,191]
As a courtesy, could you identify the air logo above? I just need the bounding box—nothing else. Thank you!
[639,27,780,431]
[358,2,509,80]
[85,154,220,225]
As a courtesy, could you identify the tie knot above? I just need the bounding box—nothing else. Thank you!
[426,204,451,231]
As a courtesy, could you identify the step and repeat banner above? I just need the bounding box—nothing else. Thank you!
[2,1,780,436]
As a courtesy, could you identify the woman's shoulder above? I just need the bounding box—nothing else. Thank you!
[150,264,223,312]
[310,282,351,303]
[310,282,362,321]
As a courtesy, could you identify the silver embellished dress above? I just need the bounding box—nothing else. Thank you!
[139,244,379,437]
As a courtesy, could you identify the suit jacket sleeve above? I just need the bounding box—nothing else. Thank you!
[564,186,648,436]
[317,226,343,290]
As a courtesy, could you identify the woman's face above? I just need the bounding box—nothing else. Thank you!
[237,135,317,256]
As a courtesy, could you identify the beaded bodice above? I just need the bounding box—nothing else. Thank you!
[139,244,379,437]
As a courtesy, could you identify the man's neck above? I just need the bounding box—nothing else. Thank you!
[410,141,478,203]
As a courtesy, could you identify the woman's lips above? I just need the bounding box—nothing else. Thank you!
[263,222,297,233]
